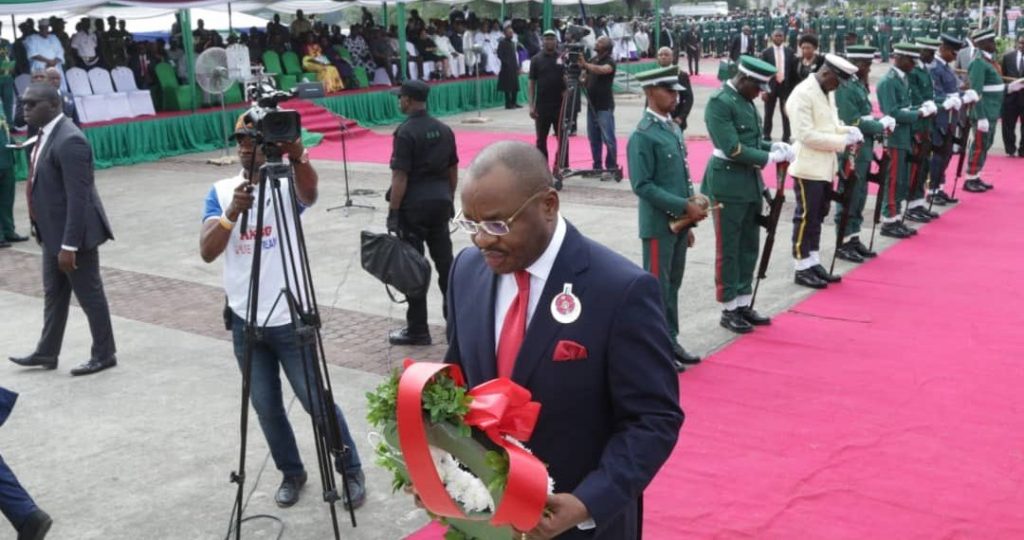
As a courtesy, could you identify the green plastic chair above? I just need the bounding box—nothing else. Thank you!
[223,81,244,105]
[334,46,352,62]
[281,51,316,83]
[353,66,369,89]
[261,50,297,91]
[153,62,197,111]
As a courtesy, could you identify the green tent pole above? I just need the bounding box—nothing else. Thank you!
[501,0,507,22]
[543,0,552,32]
[179,9,197,112]
[654,0,661,51]
[382,2,388,28]
[397,1,407,80]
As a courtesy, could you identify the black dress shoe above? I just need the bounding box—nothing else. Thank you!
[388,328,432,346]
[5,233,29,242]
[0,239,9,248]
[275,472,307,508]
[9,354,58,370]
[17,508,52,540]
[849,238,877,258]
[977,179,993,190]
[904,209,931,223]
[342,469,367,510]
[836,244,865,263]
[811,264,841,283]
[936,190,957,203]
[672,342,701,365]
[69,356,117,376]
[720,309,754,334]
[963,179,986,193]
[795,268,828,289]
[738,306,771,326]
[926,193,948,206]
[921,207,940,219]
[1008,149,1017,157]
[897,222,918,236]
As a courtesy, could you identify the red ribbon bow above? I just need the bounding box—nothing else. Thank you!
[396,362,548,532]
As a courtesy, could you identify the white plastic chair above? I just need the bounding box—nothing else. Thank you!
[405,42,434,81]
[14,74,30,96]
[65,67,110,123]
[110,66,156,117]
[86,68,133,121]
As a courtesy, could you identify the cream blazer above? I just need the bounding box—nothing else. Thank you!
[785,76,852,181]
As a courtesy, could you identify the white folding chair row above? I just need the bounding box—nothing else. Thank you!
[405,42,435,82]
[110,67,156,117]
[87,68,132,121]
[65,67,111,124]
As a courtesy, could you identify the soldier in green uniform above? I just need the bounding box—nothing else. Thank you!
[893,13,906,44]
[0,97,27,248]
[701,56,791,334]
[905,38,940,222]
[834,45,893,262]
[755,12,768,51]
[877,10,893,62]
[833,11,849,54]
[820,11,834,53]
[877,43,933,239]
[964,28,1024,192]
[0,24,14,125]
[852,11,866,46]
[627,66,706,369]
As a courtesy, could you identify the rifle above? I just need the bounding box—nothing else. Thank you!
[829,142,860,275]
[902,120,932,223]
[867,132,890,252]
[949,101,974,200]
[928,108,956,213]
[750,161,787,311]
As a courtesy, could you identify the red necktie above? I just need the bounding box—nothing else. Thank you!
[26,129,43,221]
[496,270,530,379]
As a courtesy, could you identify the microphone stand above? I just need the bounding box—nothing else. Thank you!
[327,119,374,214]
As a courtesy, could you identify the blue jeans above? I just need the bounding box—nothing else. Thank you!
[587,106,617,169]
[231,315,362,478]
[0,453,37,531]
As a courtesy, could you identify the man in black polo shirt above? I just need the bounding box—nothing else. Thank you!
[386,80,459,346]
[528,30,566,163]
[580,36,618,171]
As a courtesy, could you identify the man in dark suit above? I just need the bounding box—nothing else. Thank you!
[1001,35,1024,156]
[445,141,684,539]
[760,29,796,141]
[126,41,155,90]
[9,84,116,377]
[729,25,756,61]
[0,386,52,539]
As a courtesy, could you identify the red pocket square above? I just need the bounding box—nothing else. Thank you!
[553,340,588,361]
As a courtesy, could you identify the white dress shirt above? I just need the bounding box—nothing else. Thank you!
[494,215,566,350]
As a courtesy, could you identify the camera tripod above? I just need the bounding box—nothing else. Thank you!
[552,59,622,191]
[229,144,357,540]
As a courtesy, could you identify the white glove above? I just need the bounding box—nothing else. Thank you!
[1008,80,1024,94]
[880,115,896,131]
[785,145,797,162]
[767,149,789,163]
[977,118,990,133]
[942,96,962,111]
[844,127,864,145]
[918,102,936,117]
[860,114,875,122]
[962,89,979,104]
[770,141,792,153]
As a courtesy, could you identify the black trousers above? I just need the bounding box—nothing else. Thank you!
[792,178,830,261]
[1001,98,1024,154]
[398,200,453,335]
[36,247,116,360]
[535,109,561,161]
[686,50,699,75]
[763,90,791,142]
[504,91,517,108]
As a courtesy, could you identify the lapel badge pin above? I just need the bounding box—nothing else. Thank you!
[550,284,581,324]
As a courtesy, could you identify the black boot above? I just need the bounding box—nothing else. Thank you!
[881,222,911,238]
[836,243,865,263]
[738,306,771,326]
[811,264,841,283]
[849,237,876,258]
[795,268,828,289]
[720,309,754,334]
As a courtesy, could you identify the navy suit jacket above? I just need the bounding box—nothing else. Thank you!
[0,386,17,428]
[445,223,684,539]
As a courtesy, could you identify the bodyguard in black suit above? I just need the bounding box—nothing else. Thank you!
[729,26,757,61]
[1001,35,1024,156]
[9,84,116,377]
[445,141,683,539]
[760,29,797,141]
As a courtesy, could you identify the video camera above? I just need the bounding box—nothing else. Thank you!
[563,41,586,79]
[244,67,302,146]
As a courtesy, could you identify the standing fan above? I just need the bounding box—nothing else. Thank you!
[196,47,236,164]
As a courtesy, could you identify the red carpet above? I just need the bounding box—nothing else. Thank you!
[644,152,1024,538]
[281,98,370,142]
[406,155,1024,538]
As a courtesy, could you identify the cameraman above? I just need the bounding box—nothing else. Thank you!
[579,36,618,171]
[528,29,566,162]
[199,112,367,511]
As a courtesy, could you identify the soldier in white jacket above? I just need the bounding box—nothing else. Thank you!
[785,54,860,289]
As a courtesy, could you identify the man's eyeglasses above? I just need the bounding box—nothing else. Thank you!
[453,190,547,236]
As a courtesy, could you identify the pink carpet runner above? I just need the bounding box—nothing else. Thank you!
[406,154,1023,538]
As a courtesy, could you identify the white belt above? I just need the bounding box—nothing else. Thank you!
[982,84,1005,93]
[712,149,736,162]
